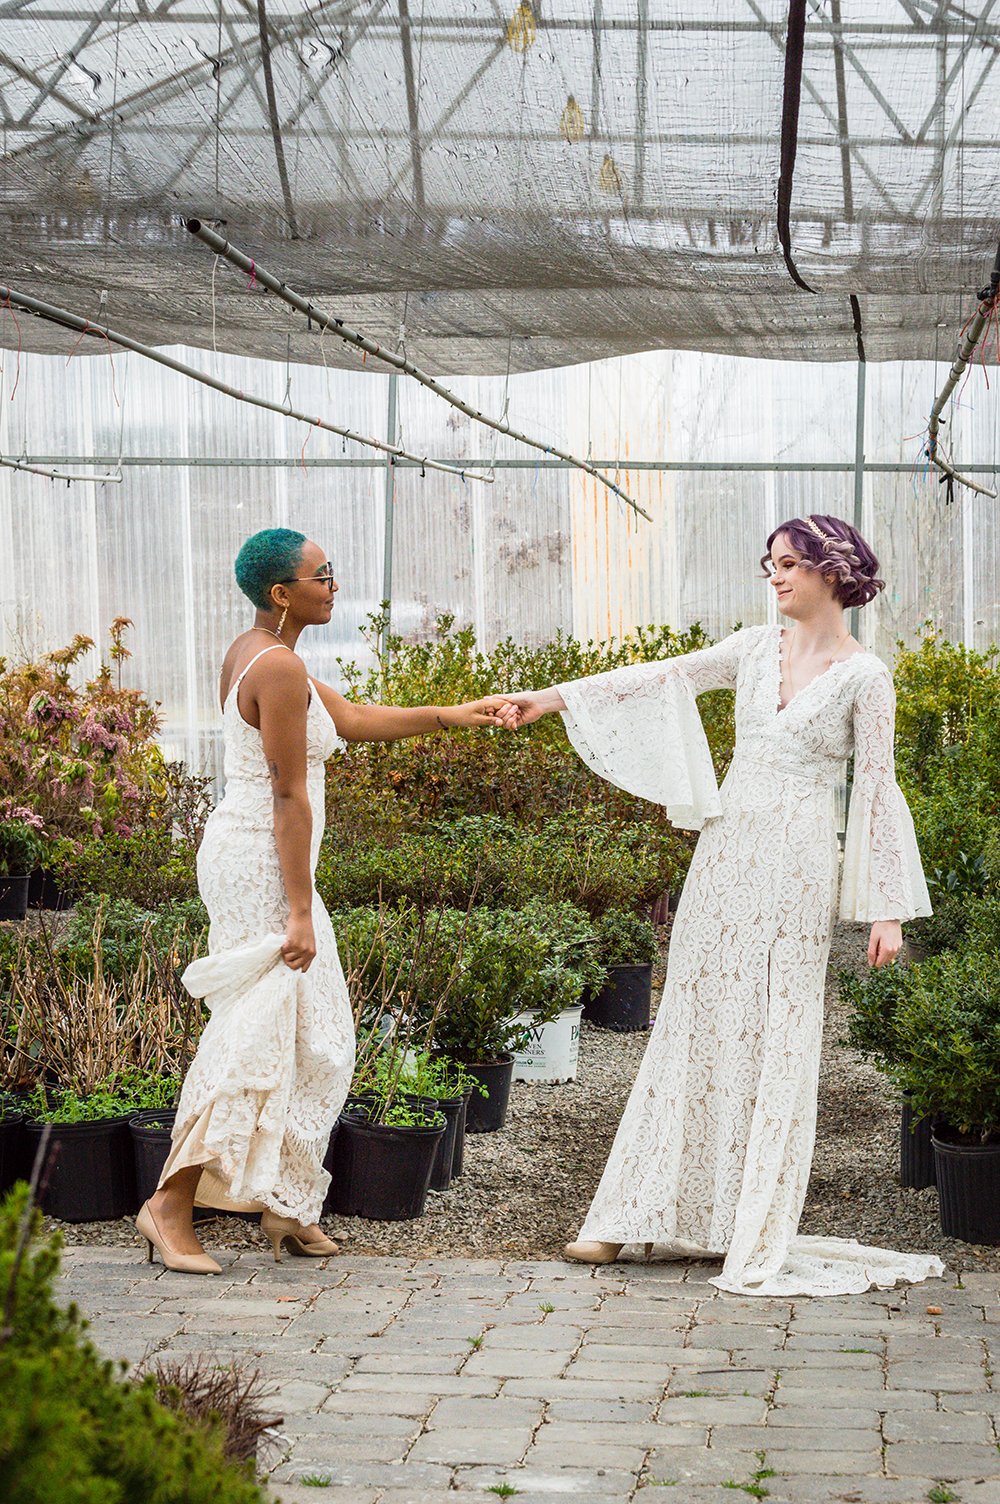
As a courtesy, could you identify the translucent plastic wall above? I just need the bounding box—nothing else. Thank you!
[1,346,997,779]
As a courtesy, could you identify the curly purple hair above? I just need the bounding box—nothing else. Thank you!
[761,514,885,609]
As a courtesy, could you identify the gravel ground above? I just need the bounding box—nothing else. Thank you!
[55,921,1000,1273]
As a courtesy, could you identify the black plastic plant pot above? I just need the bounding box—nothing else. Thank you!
[427,1095,465,1193]
[27,868,73,911]
[464,1055,514,1135]
[320,1118,341,1215]
[451,1089,471,1179]
[327,1113,445,1221]
[584,964,653,1032]
[0,1110,25,1196]
[0,874,30,922]
[932,1132,1000,1246]
[129,1110,177,1208]
[26,1116,137,1222]
[900,1097,937,1191]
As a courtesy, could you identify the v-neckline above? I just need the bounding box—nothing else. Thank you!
[773,625,863,717]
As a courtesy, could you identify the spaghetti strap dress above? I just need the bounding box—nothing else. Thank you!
[158,645,356,1225]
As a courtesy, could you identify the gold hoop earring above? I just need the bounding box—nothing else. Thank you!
[276,605,288,638]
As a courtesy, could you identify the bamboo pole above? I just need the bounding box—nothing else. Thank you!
[0,454,122,484]
[0,284,492,486]
[185,219,652,522]
[925,238,1000,500]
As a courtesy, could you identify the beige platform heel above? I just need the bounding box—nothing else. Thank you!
[136,1200,221,1276]
[261,1210,339,1262]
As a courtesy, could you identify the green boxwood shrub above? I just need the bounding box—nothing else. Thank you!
[60,833,199,908]
[316,814,684,918]
[889,951,1000,1142]
[0,1184,266,1503]
[333,899,604,1063]
[595,907,658,968]
[894,629,1000,887]
[907,894,1000,959]
[838,963,912,1074]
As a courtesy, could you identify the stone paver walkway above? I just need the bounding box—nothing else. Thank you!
[59,1247,1000,1504]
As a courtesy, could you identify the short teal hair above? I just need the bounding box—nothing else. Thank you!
[234,528,307,609]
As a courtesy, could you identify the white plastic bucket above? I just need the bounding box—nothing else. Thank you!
[511,1005,582,1083]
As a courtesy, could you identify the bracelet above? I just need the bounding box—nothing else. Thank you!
[436,713,449,730]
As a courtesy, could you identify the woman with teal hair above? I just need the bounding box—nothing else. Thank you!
[137,528,509,1274]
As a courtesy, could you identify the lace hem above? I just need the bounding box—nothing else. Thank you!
[161,1098,330,1224]
[710,1235,945,1297]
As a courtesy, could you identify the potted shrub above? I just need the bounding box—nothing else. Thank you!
[121,1070,182,1207]
[509,901,603,1083]
[584,908,658,1032]
[891,951,1000,1244]
[385,1050,482,1192]
[838,963,939,1190]
[0,1093,25,1196]
[0,815,46,923]
[429,905,585,1129]
[23,1082,138,1222]
[329,1095,446,1221]
[28,835,78,912]
[9,916,194,1221]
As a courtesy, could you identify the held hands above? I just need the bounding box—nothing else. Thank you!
[444,694,541,730]
[868,920,903,969]
[490,692,548,729]
[443,695,521,730]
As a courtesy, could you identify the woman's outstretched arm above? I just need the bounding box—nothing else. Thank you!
[313,683,517,742]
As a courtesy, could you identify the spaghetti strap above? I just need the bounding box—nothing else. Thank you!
[233,643,289,691]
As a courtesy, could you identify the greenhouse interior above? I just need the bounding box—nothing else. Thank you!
[2,4,1000,1501]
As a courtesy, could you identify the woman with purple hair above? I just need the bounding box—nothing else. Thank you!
[501,514,942,1298]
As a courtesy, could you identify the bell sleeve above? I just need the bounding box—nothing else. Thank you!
[556,631,746,831]
[840,666,932,923]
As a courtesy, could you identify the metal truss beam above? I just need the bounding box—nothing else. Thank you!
[2,3,1000,35]
[9,456,997,474]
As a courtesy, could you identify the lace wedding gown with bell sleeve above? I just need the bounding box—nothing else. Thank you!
[158,645,356,1225]
[560,624,942,1298]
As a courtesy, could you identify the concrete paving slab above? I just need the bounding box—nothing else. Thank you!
[56,1247,1000,1502]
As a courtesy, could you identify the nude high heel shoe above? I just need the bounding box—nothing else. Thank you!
[261,1210,339,1262]
[564,1240,624,1265]
[136,1201,221,1276]
[563,1240,655,1265]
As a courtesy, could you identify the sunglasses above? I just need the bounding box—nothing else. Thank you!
[277,563,336,590]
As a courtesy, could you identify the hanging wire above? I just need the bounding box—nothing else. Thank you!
[210,253,221,356]
[0,281,493,485]
[214,0,224,196]
[102,0,124,288]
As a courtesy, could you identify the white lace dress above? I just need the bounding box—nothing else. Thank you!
[159,646,356,1225]
[561,624,943,1297]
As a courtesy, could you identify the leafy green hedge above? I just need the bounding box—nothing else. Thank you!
[63,896,208,979]
[894,629,1000,888]
[325,612,736,842]
[317,813,685,917]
